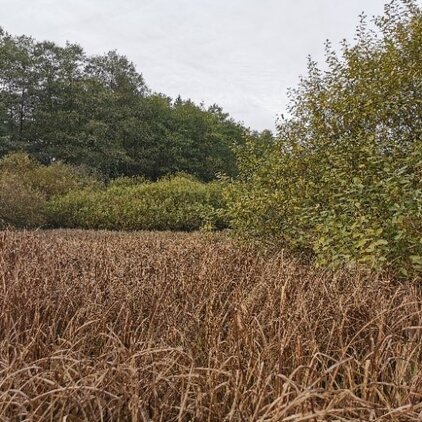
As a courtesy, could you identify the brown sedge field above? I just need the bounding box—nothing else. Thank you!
[1,229,422,421]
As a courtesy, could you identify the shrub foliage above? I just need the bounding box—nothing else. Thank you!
[46,175,227,232]
[0,153,95,228]
[0,153,227,231]
[227,0,422,277]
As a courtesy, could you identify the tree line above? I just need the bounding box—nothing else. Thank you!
[0,28,265,181]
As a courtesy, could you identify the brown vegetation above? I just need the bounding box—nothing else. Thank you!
[1,230,422,421]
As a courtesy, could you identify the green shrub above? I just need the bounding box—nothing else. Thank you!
[0,153,97,228]
[0,173,46,228]
[0,153,228,231]
[46,175,228,231]
[229,137,422,278]
[227,1,422,278]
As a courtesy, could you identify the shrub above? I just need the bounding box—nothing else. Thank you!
[46,175,228,231]
[227,1,422,278]
[0,153,97,228]
[0,173,46,228]
[0,153,228,231]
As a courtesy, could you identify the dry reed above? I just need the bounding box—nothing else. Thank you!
[0,229,421,421]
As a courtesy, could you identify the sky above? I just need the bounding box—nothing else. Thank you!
[1,0,395,132]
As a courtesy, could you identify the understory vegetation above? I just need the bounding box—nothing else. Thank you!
[0,152,226,232]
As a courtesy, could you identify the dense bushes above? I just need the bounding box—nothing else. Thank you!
[0,153,95,228]
[0,174,46,227]
[227,1,422,278]
[228,137,422,277]
[0,153,228,231]
[46,175,227,231]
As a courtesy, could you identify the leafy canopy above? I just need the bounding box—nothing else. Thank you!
[0,29,248,180]
[228,0,422,277]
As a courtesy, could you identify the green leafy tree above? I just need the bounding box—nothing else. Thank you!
[228,0,422,277]
[0,28,245,181]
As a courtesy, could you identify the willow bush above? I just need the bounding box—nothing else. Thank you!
[0,153,95,228]
[227,0,422,277]
[0,153,227,231]
[45,175,228,231]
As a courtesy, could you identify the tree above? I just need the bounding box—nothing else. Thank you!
[0,28,246,180]
[228,0,422,277]
[0,30,37,143]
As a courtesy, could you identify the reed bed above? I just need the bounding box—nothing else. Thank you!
[0,229,421,421]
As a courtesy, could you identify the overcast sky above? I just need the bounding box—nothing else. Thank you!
[2,0,398,131]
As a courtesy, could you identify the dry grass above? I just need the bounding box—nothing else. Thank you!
[0,229,422,421]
